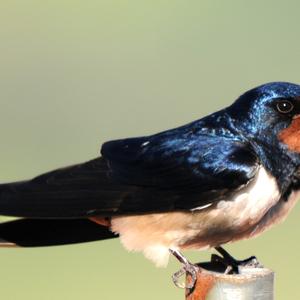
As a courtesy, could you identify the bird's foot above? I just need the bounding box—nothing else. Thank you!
[169,249,198,289]
[213,246,263,274]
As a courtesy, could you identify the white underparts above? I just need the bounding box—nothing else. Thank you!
[111,167,287,267]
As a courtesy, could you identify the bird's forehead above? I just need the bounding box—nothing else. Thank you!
[257,92,279,105]
[258,82,300,101]
[230,82,300,114]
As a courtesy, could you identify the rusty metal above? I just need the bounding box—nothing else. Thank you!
[185,263,274,300]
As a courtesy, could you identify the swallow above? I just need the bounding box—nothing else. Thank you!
[0,82,300,283]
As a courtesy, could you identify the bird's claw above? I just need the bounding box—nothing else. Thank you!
[172,262,198,289]
[169,249,198,289]
[213,247,263,274]
[235,255,263,273]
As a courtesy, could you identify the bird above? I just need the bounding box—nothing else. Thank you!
[0,81,300,285]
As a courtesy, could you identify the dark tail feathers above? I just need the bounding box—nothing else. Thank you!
[0,218,117,247]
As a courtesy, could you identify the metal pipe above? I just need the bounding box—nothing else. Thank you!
[185,263,274,300]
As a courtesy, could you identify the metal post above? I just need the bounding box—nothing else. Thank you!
[185,263,274,300]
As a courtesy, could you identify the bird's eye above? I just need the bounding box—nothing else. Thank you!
[276,101,294,114]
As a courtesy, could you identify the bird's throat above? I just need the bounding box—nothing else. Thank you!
[278,116,300,153]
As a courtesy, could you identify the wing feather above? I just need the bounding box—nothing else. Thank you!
[0,129,259,218]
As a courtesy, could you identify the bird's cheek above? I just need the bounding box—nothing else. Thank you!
[278,116,300,153]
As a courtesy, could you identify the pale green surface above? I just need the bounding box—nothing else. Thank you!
[0,1,299,299]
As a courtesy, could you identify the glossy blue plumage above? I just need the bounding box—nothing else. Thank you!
[1,82,300,217]
[102,82,300,206]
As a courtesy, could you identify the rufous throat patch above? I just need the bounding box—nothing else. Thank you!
[278,116,300,152]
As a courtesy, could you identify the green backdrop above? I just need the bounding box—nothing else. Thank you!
[0,1,299,299]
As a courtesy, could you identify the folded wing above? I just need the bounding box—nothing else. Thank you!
[0,129,259,218]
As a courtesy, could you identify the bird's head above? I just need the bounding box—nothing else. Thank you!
[227,82,300,155]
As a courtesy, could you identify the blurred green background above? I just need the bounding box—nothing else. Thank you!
[0,0,299,299]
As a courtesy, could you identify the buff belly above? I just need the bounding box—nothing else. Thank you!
[111,167,298,267]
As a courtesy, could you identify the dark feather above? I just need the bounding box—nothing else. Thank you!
[0,219,117,247]
[0,116,259,218]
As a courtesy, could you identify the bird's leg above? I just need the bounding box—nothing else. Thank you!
[169,249,198,289]
[213,246,262,274]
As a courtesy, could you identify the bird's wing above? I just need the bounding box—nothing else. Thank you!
[100,132,259,211]
[0,131,259,218]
